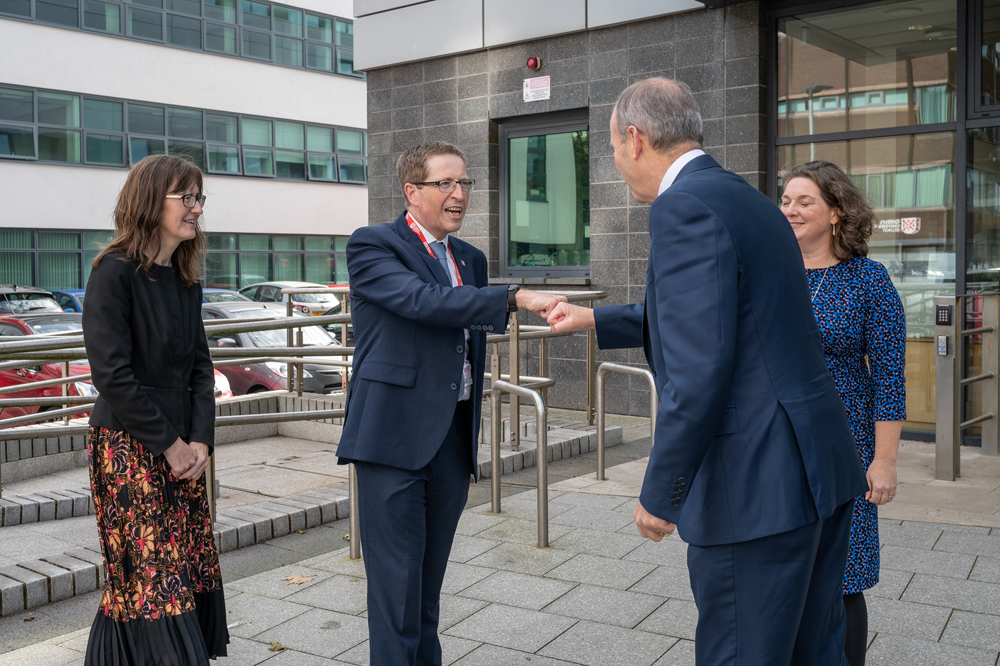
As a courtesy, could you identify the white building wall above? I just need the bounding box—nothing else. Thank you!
[0,0,366,242]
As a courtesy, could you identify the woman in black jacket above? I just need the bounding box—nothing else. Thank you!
[83,154,229,665]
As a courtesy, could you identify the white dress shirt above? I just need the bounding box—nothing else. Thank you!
[658,148,706,196]
[410,218,473,402]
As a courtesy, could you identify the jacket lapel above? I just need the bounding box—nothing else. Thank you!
[393,212,451,287]
[449,241,476,287]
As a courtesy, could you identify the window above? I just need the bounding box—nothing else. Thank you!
[0,0,361,79]
[500,110,590,277]
[205,232,350,287]
[0,84,367,184]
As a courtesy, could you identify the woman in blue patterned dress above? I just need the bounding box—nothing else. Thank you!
[780,161,906,666]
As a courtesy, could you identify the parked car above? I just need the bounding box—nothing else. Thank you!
[0,313,93,423]
[203,288,253,304]
[239,281,339,316]
[202,302,343,395]
[0,286,63,315]
[50,289,87,312]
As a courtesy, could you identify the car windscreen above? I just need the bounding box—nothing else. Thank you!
[291,293,338,304]
[0,295,63,313]
[75,294,85,308]
[205,292,250,303]
[29,319,83,335]
[246,325,337,348]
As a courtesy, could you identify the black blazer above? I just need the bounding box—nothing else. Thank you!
[83,253,215,456]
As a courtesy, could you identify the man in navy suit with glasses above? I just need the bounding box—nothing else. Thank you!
[339,142,566,666]
[548,79,867,665]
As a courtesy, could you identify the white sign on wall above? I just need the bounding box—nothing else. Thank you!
[523,76,551,102]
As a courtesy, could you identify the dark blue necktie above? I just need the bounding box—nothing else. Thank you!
[430,241,449,279]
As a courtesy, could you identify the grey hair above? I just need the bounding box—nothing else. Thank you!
[613,78,703,152]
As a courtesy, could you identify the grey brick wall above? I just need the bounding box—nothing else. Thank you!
[365,2,766,416]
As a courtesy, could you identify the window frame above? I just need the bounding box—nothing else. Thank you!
[499,108,591,279]
[0,0,362,79]
[0,83,367,184]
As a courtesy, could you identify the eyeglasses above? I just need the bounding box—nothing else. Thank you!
[411,179,475,193]
[165,194,208,208]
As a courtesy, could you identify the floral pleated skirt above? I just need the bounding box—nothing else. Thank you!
[85,427,229,665]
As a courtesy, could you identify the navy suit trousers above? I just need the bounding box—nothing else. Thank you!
[354,399,473,666]
[687,499,854,666]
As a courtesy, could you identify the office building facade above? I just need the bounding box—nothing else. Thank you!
[354,0,992,435]
[0,0,368,291]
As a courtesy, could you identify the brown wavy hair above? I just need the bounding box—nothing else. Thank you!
[93,154,206,286]
[779,161,874,261]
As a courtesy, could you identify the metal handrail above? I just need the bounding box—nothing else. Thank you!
[0,373,91,394]
[596,363,657,480]
[0,396,96,408]
[490,380,550,549]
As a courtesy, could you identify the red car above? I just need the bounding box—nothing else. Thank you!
[0,313,94,423]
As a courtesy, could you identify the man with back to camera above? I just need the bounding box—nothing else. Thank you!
[338,141,566,666]
[547,79,868,665]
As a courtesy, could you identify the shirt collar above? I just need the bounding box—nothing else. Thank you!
[657,149,706,196]
[407,211,450,249]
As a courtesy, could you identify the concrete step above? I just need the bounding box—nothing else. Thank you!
[0,488,94,527]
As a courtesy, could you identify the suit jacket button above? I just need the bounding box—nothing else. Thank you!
[678,477,686,485]
[488,325,493,331]
[472,325,479,330]
[450,383,458,390]
[672,500,681,507]
[457,345,464,353]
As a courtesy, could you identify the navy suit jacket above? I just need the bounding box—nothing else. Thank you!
[338,211,509,475]
[595,155,867,547]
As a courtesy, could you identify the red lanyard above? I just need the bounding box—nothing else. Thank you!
[406,212,463,286]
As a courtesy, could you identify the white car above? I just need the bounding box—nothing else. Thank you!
[239,281,339,316]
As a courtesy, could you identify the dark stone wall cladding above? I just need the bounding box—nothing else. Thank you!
[366,2,766,416]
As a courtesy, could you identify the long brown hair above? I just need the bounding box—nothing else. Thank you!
[779,161,873,261]
[93,154,206,286]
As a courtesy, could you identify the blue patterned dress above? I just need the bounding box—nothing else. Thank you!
[806,255,907,594]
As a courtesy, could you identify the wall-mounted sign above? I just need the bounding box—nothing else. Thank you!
[875,217,921,235]
[523,76,551,102]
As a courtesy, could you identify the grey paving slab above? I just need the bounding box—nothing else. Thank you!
[465,542,574,576]
[932,531,1000,558]
[549,505,637,532]
[614,497,640,514]
[263,649,355,665]
[550,493,630,511]
[867,569,914,600]
[939,609,1000,652]
[545,553,656,590]
[285,574,369,615]
[440,562,497,595]
[901,573,1000,614]
[457,570,576,610]
[624,537,689,568]
[877,522,943,550]
[880,544,977,579]
[444,603,577,653]
[254,608,369,659]
[451,644,580,665]
[542,583,666,628]
[487,497,573,522]
[866,596,953,640]
[970,555,1000,583]
[635,598,699,640]
[549,527,646,560]
[628,565,695,601]
[473,517,574,546]
[439,634,482,665]
[653,639,696,665]
[226,564,333,600]
[218,635,278,666]
[865,634,999,666]
[223,592,312,639]
[447,535,501,564]
[438,594,489,631]
[299,548,368,578]
[539,620,677,666]
[454,511,507,537]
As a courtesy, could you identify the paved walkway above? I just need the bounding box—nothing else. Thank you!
[1,413,998,665]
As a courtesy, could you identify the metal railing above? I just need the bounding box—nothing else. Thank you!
[489,380,550,549]
[935,293,1000,481]
[595,363,657,480]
